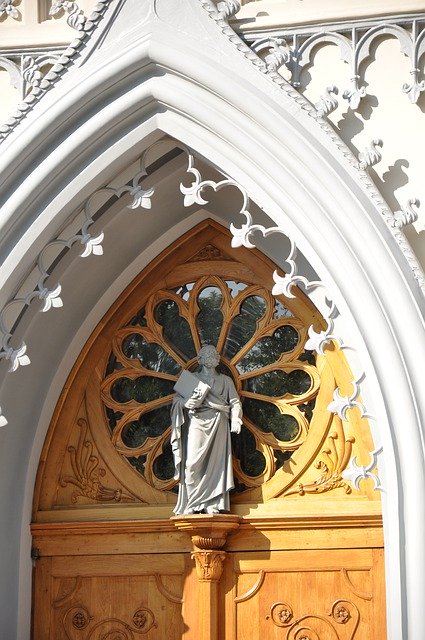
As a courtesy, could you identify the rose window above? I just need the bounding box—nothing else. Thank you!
[101,276,321,494]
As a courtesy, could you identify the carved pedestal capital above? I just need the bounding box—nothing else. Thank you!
[171,514,241,581]
[192,550,226,582]
[172,514,241,548]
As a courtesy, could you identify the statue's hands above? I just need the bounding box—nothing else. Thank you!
[185,397,202,409]
[231,420,242,434]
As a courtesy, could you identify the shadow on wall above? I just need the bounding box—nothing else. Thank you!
[369,159,410,212]
[336,93,379,155]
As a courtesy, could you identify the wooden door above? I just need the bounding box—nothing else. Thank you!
[31,220,385,639]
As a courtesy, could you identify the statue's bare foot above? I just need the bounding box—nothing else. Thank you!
[206,506,220,514]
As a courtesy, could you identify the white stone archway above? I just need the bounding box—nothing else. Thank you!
[0,1,424,638]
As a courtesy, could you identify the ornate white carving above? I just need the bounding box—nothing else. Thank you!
[264,38,292,73]
[22,57,43,90]
[0,148,156,373]
[50,1,86,31]
[342,76,367,110]
[216,0,240,21]
[0,0,19,20]
[115,169,155,210]
[199,2,425,295]
[343,446,384,491]
[327,377,372,421]
[314,85,339,118]
[392,198,420,229]
[180,149,347,359]
[0,1,112,144]
[246,16,425,105]
[357,139,383,171]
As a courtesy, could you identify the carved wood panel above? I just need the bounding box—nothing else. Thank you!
[226,549,386,640]
[33,554,186,640]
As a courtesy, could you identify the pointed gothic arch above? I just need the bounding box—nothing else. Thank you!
[0,1,423,638]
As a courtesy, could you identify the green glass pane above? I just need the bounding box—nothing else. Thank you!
[111,377,175,404]
[153,441,175,481]
[237,325,299,373]
[232,425,266,477]
[224,296,267,360]
[243,397,300,442]
[128,308,147,327]
[122,334,181,374]
[154,299,196,360]
[246,369,311,396]
[197,287,223,347]
[121,405,171,448]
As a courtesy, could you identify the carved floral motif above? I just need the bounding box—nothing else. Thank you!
[267,598,360,637]
[60,418,136,503]
[0,0,19,20]
[286,432,354,496]
[62,604,157,637]
[50,1,86,31]
[192,550,226,582]
[72,609,89,629]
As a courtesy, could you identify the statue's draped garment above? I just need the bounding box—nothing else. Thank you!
[171,372,242,514]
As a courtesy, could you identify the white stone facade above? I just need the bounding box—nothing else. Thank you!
[0,1,424,638]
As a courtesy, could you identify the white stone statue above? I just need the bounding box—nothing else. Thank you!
[171,345,242,515]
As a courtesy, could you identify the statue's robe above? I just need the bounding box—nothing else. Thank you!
[171,372,242,515]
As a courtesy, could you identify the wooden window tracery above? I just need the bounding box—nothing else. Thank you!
[101,275,321,494]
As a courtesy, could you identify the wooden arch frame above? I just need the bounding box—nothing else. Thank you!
[33,219,378,519]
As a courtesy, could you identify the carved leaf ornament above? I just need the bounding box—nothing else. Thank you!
[101,273,321,495]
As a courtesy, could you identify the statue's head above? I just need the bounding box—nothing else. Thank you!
[197,345,220,368]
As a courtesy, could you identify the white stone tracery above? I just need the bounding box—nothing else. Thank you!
[246,15,425,105]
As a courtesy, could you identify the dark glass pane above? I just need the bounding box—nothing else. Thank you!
[128,454,147,473]
[232,425,266,477]
[197,287,223,347]
[237,325,299,373]
[153,441,175,481]
[111,377,175,404]
[274,449,292,470]
[299,398,316,422]
[299,349,316,365]
[246,369,311,396]
[121,405,171,448]
[106,407,124,432]
[154,300,196,360]
[105,354,124,376]
[122,334,181,374]
[243,398,300,442]
[128,308,147,327]
[286,370,311,394]
[224,296,267,360]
